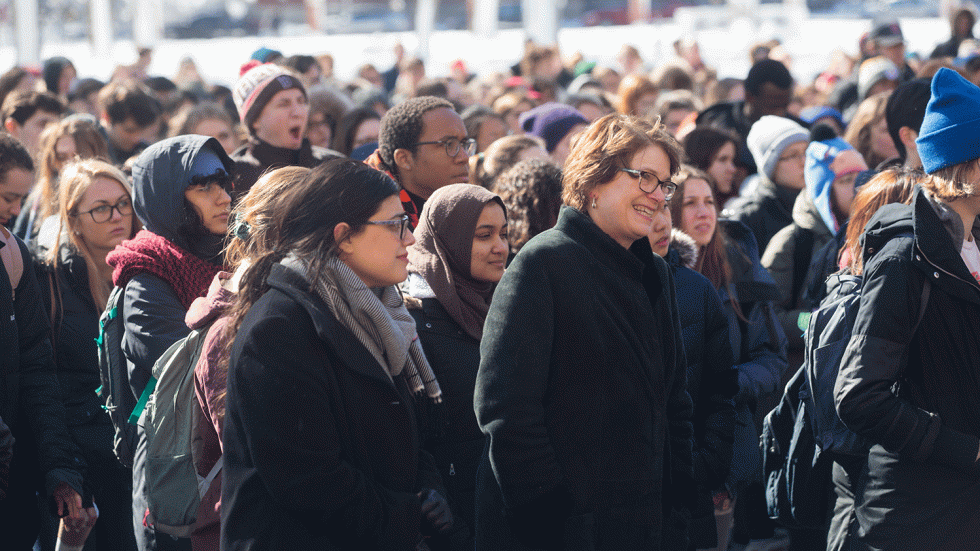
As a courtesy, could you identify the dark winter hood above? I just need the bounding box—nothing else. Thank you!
[130,135,232,255]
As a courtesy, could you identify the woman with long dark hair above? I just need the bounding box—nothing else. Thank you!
[649,166,738,551]
[683,126,741,208]
[186,166,311,551]
[670,167,787,548]
[221,158,452,549]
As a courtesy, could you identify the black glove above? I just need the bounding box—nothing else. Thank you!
[505,484,574,550]
[419,488,453,536]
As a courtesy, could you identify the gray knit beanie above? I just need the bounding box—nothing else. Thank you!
[747,115,809,179]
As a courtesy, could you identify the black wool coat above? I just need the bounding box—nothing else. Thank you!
[409,295,484,546]
[835,188,980,550]
[221,263,445,550]
[474,206,695,551]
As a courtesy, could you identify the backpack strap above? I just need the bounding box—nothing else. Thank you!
[46,269,62,366]
[129,376,157,425]
[911,278,931,335]
[791,226,815,308]
[198,456,223,498]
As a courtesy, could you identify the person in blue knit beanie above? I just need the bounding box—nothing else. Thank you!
[832,66,980,549]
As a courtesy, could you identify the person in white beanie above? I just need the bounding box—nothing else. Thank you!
[230,61,340,195]
[725,115,809,252]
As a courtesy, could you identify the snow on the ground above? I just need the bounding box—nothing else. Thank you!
[0,16,953,88]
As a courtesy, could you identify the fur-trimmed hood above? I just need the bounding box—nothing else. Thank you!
[666,229,699,270]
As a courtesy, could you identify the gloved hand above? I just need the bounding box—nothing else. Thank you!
[418,488,453,535]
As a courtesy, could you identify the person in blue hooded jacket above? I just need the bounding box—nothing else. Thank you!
[761,135,868,353]
[105,135,233,551]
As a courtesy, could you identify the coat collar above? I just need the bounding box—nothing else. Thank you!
[243,137,315,167]
[266,262,398,389]
[912,187,980,303]
[556,205,644,280]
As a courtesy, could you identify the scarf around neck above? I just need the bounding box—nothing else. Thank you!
[106,229,223,309]
[407,184,505,340]
[283,254,442,403]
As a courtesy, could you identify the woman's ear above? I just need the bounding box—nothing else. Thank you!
[334,222,353,255]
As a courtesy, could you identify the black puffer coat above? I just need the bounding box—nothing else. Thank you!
[474,206,695,551]
[222,263,446,550]
[35,252,106,427]
[835,187,980,550]
[664,231,738,548]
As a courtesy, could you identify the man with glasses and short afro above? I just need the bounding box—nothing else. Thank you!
[367,96,475,229]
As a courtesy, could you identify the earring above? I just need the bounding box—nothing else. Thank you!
[591,196,597,209]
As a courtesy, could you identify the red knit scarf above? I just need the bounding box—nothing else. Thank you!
[365,150,419,229]
[106,229,223,310]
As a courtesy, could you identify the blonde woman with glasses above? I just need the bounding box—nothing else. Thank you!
[35,158,141,550]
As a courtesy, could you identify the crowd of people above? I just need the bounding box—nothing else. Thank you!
[1,8,980,551]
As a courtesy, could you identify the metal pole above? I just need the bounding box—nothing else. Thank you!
[415,0,437,60]
[521,0,557,45]
[13,0,40,66]
[473,0,499,38]
[90,0,113,58]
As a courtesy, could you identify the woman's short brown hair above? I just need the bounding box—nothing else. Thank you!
[562,113,682,211]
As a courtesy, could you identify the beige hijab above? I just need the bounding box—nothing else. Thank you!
[408,183,505,340]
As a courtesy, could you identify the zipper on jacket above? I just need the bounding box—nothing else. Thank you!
[449,463,455,476]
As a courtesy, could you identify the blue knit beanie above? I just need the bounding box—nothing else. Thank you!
[916,67,980,174]
[519,103,588,153]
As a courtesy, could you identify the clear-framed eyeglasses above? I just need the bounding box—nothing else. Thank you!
[414,137,477,158]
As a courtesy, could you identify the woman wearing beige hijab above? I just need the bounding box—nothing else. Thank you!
[405,183,508,549]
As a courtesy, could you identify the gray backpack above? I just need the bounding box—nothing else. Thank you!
[139,325,222,538]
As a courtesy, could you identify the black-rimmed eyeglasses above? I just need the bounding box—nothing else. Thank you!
[414,137,477,158]
[76,198,133,223]
[365,214,411,240]
[620,168,677,200]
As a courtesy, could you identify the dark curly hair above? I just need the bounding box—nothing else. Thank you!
[377,96,455,179]
[492,158,563,254]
